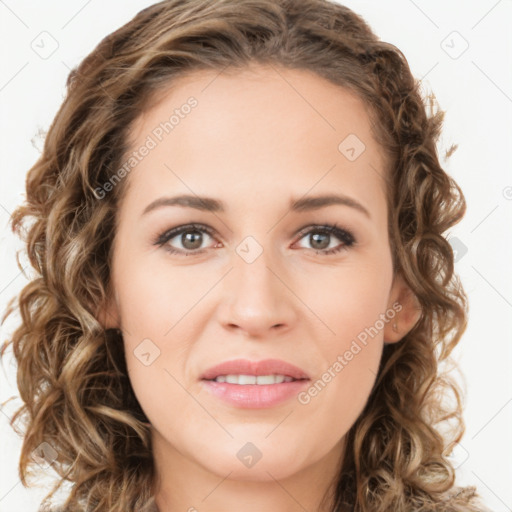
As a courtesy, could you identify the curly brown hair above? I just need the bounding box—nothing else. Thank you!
[1,0,490,510]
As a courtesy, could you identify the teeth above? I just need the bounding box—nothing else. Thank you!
[212,374,295,385]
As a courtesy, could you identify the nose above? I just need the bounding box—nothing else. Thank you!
[216,244,297,338]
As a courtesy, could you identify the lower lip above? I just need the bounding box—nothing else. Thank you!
[201,379,310,409]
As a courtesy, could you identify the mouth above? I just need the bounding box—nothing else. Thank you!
[203,374,308,385]
[199,358,311,408]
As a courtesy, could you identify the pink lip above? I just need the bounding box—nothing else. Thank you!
[201,379,310,409]
[200,358,310,380]
[200,358,310,409]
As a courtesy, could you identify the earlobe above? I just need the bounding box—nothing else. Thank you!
[384,273,422,344]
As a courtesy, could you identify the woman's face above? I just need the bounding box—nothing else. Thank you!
[105,64,412,484]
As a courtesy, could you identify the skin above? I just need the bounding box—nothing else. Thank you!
[100,63,421,512]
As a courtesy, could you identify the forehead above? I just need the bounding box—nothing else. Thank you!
[121,64,388,222]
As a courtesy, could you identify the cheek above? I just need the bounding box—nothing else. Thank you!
[114,253,212,336]
[294,260,391,429]
[112,256,216,419]
[298,256,392,342]
[296,341,382,458]
[296,287,386,451]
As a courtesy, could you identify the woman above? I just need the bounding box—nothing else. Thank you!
[1,0,490,510]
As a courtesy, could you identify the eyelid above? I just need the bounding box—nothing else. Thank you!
[154,223,218,246]
[292,223,356,250]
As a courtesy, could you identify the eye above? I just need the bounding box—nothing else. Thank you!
[294,223,356,255]
[154,222,356,256]
[154,223,220,256]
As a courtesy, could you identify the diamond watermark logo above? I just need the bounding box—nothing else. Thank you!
[236,236,263,264]
[441,31,469,60]
[237,442,263,468]
[134,338,161,366]
[338,134,366,161]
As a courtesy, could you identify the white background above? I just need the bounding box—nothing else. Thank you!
[1,1,511,511]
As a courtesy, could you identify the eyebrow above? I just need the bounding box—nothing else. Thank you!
[141,193,371,219]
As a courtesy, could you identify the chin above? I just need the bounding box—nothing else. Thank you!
[194,433,312,480]
[205,452,305,482]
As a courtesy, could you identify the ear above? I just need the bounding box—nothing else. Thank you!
[96,287,120,330]
[383,273,422,344]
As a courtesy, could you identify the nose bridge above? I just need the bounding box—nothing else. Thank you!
[219,234,295,334]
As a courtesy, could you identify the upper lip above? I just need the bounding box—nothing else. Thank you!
[200,358,310,380]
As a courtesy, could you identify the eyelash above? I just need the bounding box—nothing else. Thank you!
[153,222,356,257]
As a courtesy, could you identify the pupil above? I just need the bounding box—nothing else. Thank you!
[182,231,202,250]
[311,232,329,250]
